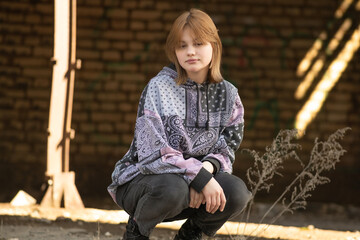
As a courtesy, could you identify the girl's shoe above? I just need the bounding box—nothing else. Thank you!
[123,217,149,240]
[174,218,202,240]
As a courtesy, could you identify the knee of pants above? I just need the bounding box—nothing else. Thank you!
[149,174,189,208]
[224,180,252,212]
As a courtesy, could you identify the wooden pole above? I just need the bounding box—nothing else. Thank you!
[41,0,83,209]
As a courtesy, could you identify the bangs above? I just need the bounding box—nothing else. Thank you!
[186,17,218,44]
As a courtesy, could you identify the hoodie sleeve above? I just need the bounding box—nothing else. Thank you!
[134,79,211,192]
[203,92,244,174]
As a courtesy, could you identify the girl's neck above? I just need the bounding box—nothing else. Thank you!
[187,69,209,84]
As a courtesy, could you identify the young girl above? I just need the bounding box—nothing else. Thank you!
[108,8,251,240]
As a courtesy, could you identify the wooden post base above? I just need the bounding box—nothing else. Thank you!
[41,171,84,209]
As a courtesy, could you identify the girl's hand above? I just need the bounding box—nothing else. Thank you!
[201,177,226,214]
[189,187,205,209]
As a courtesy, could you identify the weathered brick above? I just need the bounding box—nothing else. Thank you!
[139,0,155,9]
[0,45,31,55]
[14,144,30,152]
[80,123,95,133]
[121,82,138,92]
[4,34,22,44]
[112,41,128,50]
[0,66,21,75]
[105,62,138,72]
[95,40,111,49]
[101,102,117,111]
[103,81,119,90]
[32,100,49,110]
[72,112,89,121]
[115,122,132,132]
[23,68,51,78]
[129,92,141,102]
[33,47,52,57]
[86,0,101,6]
[122,134,134,145]
[2,23,32,33]
[110,20,128,30]
[261,17,292,27]
[106,9,128,19]
[80,144,96,154]
[104,0,121,7]
[91,112,121,122]
[97,145,113,154]
[77,29,96,38]
[289,39,314,48]
[163,12,181,21]
[129,42,144,50]
[28,110,48,120]
[35,3,53,13]
[90,133,119,144]
[132,10,161,20]
[118,102,134,112]
[1,2,29,11]
[78,39,94,48]
[27,89,50,99]
[97,92,126,102]
[103,30,133,40]
[84,60,104,71]
[115,73,146,82]
[77,49,101,59]
[78,7,103,17]
[130,21,146,31]
[268,7,283,15]
[102,50,121,61]
[98,123,114,132]
[148,21,163,30]
[284,7,301,16]
[24,37,41,46]
[156,2,171,10]
[122,1,137,9]
[33,25,53,35]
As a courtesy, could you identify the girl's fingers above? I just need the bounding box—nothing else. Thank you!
[220,192,226,212]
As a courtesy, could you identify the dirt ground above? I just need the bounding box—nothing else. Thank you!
[0,202,360,240]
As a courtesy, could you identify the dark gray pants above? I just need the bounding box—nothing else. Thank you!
[116,172,251,237]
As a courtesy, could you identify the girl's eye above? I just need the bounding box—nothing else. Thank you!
[195,42,203,46]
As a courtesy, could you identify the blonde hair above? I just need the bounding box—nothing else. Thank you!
[165,8,223,84]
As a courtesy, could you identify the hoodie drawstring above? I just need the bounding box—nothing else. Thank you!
[195,83,210,130]
[196,84,200,128]
[205,83,210,130]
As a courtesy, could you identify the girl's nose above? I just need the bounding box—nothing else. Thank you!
[187,46,195,56]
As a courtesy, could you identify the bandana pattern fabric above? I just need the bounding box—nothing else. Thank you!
[108,66,244,201]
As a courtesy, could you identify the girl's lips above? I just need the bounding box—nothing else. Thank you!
[186,59,198,64]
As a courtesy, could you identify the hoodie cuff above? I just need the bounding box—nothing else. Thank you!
[190,167,213,193]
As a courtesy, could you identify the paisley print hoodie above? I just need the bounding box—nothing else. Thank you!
[108,65,244,202]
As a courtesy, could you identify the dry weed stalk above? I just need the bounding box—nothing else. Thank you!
[239,127,350,239]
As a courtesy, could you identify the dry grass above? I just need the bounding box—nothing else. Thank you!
[234,127,351,240]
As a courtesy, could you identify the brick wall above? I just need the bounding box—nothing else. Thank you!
[1,0,359,206]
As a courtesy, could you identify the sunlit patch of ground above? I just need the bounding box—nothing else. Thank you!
[0,203,359,240]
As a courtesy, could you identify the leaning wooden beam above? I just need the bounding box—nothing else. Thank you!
[41,0,83,209]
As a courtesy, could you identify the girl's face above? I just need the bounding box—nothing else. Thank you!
[175,27,213,83]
